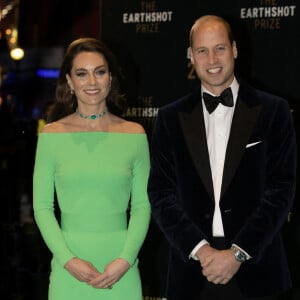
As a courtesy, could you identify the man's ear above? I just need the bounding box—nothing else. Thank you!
[232,41,238,59]
[188,47,194,64]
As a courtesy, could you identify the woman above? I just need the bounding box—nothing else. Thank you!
[33,38,151,299]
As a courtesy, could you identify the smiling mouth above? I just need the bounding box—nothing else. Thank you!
[85,89,100,94]
[207,67,222,74]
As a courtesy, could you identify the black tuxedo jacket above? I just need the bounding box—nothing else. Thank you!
[148,81,297,299]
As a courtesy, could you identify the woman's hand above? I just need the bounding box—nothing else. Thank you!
[64,257,101,282]
[87,258,130,289]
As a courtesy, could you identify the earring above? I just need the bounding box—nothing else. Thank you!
[71,89,74,95]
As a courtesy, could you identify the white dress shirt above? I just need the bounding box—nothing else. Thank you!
[190,78,239,258]
[204,79,239,236]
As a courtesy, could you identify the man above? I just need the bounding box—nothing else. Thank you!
[147,15,296,300]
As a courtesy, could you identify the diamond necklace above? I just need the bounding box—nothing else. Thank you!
[76,108,108,120]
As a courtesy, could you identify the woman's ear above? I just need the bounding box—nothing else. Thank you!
[66,74,74,90]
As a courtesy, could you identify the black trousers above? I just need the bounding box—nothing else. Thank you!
[199,238,283,300]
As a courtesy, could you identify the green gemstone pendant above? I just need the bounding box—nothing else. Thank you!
[77,109,107,120]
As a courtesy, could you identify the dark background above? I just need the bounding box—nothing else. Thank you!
[0,0,299,299]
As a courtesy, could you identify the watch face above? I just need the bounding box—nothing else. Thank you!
[236,250,247,262]
[231,246,247,262]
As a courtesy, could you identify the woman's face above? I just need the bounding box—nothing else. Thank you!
[66,51,112,109]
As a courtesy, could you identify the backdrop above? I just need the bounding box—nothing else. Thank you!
[99,1,300,298]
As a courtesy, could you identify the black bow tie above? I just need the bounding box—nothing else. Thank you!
[203,87,234,114]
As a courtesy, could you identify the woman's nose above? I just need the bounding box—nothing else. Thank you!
[88,74,96,84]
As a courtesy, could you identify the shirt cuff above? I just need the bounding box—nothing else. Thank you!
[189,239,209,260]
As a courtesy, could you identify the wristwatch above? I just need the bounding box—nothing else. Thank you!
[230,245,248,263]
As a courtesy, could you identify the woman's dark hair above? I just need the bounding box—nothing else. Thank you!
[47,37,126,122]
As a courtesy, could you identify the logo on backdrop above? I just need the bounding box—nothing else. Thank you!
[125,96,158,119]
[124,96,159,136]
[240,0,296,30]
[122,1,173,33]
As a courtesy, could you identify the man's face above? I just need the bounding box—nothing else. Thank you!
[189,20,237,95]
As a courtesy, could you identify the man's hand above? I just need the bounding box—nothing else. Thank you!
[195,244,218,268]
[196,246,241,284]
[64,257,101,282]
[87,258,130,289]
[202,249,241,284]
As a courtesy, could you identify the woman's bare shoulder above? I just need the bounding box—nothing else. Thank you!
[41,115,74,133]
[113,116,145,134]
[123,120,145,134]
[41,122,65,133]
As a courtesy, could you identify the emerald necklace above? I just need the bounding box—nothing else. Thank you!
[76,108,108,120]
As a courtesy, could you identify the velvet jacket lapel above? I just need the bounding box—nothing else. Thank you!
[179,85,262,201]
[221,95,262,197]
[179,90,214,201]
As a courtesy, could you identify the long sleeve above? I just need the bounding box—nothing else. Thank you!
[147,108,207,262]
[232,99,297,262]
[33,134,75,267]
[119,135,151,265]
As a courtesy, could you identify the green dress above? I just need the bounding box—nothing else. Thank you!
[33,132,151,300]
